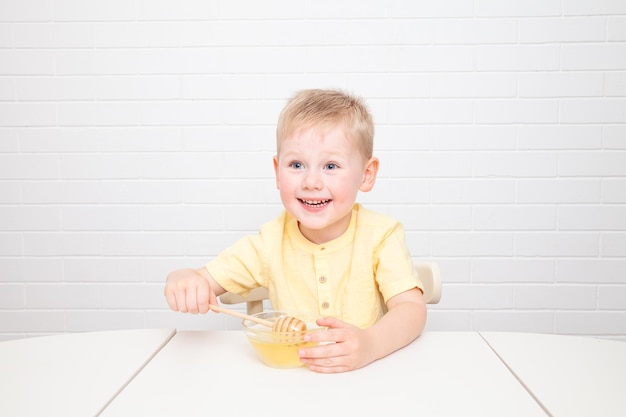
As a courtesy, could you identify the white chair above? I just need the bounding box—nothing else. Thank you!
[219,261,442,314]
[416,261,442,304]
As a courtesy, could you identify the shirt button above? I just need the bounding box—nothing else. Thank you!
[321,302,329,309]
[319,276,327,283]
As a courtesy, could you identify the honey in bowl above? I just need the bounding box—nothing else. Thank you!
[247,330,319,368]
[242,312,324,368]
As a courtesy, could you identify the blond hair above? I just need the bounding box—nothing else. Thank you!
[276,89,374,159]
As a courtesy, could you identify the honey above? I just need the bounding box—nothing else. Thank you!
[249,337,318,368]
[243,311,325,368]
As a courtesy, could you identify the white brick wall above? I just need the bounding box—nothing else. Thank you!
[1,0,625,341]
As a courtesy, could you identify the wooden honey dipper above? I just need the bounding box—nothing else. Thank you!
[209,304,307,332]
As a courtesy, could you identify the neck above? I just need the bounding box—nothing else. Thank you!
[298,212,352,245]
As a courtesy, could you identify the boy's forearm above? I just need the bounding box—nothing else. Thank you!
[366,298,427,363]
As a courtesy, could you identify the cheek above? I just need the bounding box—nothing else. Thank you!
[275,167,287,189]
[331,176,360,199]
[276,173,295,192]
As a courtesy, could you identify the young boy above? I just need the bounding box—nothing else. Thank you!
[165,89,426,373]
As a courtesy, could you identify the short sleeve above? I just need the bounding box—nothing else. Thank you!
[205,234,264,297]
[374,222,424,303]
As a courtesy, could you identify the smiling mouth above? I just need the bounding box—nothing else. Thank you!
[298,198,331,208]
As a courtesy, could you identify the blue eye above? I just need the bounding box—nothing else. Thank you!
[290,161,303,169]
[325,163,338,170]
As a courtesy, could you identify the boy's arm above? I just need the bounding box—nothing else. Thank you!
[299,287,426,373]
[366,287,427,358]
[164,267,227,314]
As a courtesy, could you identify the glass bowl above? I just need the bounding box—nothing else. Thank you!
[242,311,325,368]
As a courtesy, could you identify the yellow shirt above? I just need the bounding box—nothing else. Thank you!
[205,204,422,328]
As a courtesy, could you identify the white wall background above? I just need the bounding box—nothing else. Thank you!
[1,0,625,342]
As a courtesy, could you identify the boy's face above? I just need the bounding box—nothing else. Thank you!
[273,125,378,244]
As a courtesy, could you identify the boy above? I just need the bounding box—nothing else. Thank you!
[165,89,426,373]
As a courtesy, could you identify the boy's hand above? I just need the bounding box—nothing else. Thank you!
[164,268,219,314]
[298,316,375,374]
[297,289,426,373]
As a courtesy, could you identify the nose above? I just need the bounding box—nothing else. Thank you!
[302,169,323,190]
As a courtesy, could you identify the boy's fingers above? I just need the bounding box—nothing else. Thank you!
[164,289,178,311]
[197,284,211,314]
[174,290,188,313]
[188,287,203,313]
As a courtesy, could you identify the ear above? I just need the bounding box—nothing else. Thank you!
[273,155,280,189]
[359,157,379,192]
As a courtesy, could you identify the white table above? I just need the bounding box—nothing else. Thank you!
[480,332,626,417]
[100,331,546,417]
[0,328,175,417]
[4,329,624,417]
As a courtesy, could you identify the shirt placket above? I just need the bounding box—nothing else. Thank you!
[313,246,333,314]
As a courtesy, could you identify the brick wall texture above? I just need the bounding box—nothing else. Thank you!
[1,0,625,340]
